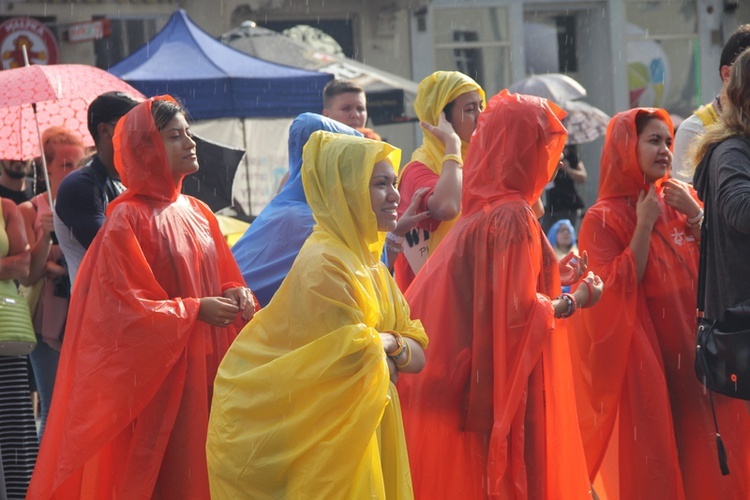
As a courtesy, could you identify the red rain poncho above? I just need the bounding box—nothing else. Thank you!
[28,96,249,499]
[569,108,750,499]
[399,91,591,499]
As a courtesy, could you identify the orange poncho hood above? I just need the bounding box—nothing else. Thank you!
[597,107,673,200]
[463,90,567,214]
[110,95,183,210]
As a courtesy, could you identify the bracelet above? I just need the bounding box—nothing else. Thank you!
[686,209,704,228]
[386,232,404,245]
[395,341,412,369]
[385,330,406,358]
[442,153,463,168]
[557,293,577,318]
[580,279,594,308]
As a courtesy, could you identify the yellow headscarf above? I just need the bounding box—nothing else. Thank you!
[409,70,486,176]
[207,132,427,499]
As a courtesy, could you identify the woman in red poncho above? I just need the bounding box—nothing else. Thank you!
[398,90,602,499]
[570,108,750,499]
[28,96,258,499]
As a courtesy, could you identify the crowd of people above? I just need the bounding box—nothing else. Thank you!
[0,23,749,500]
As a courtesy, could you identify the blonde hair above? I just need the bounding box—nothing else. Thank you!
[42,126,84,164]
[690,47,750,172]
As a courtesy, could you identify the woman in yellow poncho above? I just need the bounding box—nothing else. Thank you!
[393,71,485,290]
[206,131,428,499]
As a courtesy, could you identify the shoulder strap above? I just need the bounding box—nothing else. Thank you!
[695,103,720,128]
[696,145,717,315]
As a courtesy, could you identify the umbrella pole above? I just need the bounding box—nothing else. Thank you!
[22,45,54,209]
[21,48,55,237]
[31,107,54,209]
[241,118,252,215]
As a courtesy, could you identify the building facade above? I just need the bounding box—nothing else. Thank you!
[2,0,747,207]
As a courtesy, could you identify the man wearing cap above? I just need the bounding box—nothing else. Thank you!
[0,159,35,204]
[54,91,140,285]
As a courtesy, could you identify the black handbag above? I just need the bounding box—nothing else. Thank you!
[695,313,750,400]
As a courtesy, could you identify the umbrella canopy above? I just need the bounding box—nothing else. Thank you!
[508,73,609,144]
[563,100,610,145]
[184,134,245,212]
[109,10,332,121]
[221,21,419,125]
[0,64,145,159]
[508,73,587,104]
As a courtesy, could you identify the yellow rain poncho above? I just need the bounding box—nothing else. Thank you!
[206,131,428,499]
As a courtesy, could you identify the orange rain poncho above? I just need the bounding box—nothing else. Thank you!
[398,91,591,499]
[206,132,428,499]
[569,108,750,499]
[28,96,250,499]
[393,71,485,290]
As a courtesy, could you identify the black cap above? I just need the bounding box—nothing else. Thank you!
[87,91,140,141]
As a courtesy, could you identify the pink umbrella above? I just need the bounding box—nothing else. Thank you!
[0,63,145,160]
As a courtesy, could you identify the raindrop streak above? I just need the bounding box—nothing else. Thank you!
[677,353,681,370]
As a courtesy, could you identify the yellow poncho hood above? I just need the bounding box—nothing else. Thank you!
[303,130,401,264]
[409,70,485,177]
[207,132,427,500]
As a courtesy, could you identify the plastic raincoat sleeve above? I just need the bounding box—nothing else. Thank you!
[568,205,640,476]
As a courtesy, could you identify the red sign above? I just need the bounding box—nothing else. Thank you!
[0,17,59,70]
[66,19,111,43]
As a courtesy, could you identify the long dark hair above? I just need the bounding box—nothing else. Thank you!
[151,99,185,130]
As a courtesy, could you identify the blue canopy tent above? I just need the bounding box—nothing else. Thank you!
[109,9,332,120]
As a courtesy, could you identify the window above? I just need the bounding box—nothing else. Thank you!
[93,15,169,69]
[524,12,578,76]
[433,7,511,94]
[626,1,699,115]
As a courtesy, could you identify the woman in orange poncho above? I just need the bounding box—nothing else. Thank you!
[28,96,258,499]
[570,108,750,499]
[398,90,601,499]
